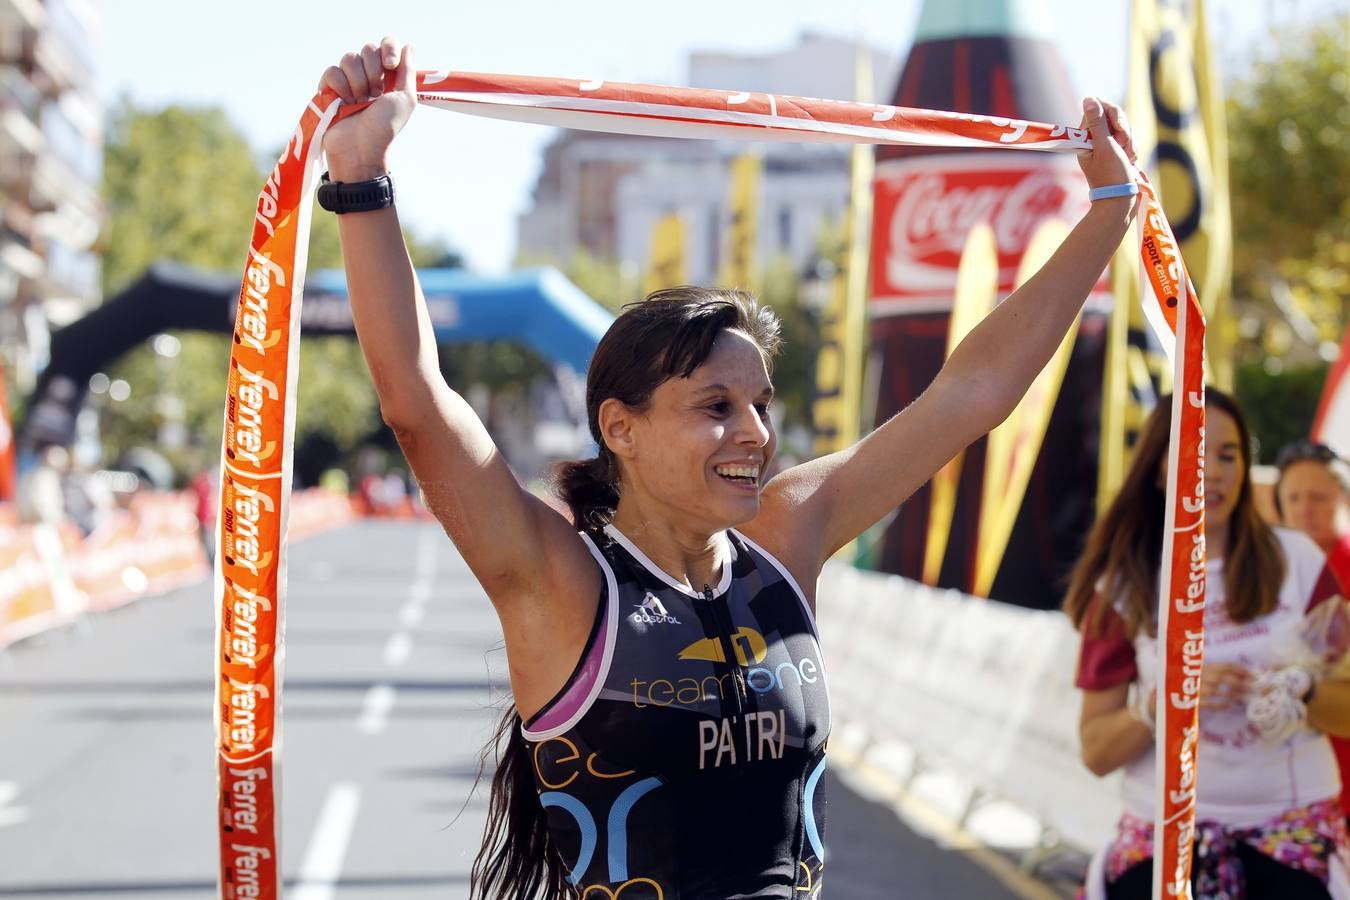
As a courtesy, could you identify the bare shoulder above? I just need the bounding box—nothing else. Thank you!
[490,506,606,719]
[736,478,822,608]
[493,494,602,613]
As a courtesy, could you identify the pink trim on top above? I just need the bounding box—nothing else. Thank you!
[521,533,619,741]
[527,598,610,734]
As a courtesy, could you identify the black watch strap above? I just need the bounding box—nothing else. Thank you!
[316,171,395,214]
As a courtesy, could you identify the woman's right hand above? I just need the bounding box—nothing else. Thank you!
[319,37,417,182]
[1199,662,1253,711]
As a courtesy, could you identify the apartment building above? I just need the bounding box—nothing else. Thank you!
[515,33,899,284]
[0,0,101,392]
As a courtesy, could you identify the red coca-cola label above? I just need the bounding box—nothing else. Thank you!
[871,154,1090,311]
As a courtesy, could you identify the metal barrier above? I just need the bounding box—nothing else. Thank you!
[817,561,1119,864]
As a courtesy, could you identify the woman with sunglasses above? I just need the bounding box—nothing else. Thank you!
[1277,439,1350,822]
[1277,440,1350,586]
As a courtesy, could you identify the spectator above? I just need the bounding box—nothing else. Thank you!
[1277,440,1350,583]
[1277,439,1350,822]
[1066,390,1350,898]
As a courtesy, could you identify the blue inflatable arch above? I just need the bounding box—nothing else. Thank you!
[304,266,615,377]
[20,262,615,450]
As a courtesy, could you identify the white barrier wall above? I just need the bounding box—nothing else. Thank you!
[816,561,1121,851]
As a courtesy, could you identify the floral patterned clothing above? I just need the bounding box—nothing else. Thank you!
[1085,799,1350,899]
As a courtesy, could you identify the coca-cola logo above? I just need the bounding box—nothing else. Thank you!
[875,161,1086,298]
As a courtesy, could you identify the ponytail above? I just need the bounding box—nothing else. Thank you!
[469,706,570,899]
[554,448,620,529]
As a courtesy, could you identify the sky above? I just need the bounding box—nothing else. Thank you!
[97,0,1345,275]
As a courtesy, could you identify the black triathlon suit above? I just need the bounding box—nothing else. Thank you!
[522,524,831,899]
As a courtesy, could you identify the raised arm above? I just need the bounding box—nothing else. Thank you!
[757,97,1139,565]
[319,40,596,615]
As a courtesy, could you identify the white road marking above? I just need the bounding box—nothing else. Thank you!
[291,782,362,900]
[382,632,413,667]
[397,602,424,628]
[0,782,28,828]
[357,684,396,734]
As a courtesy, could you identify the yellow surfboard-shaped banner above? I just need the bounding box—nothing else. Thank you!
[921,223,998,587]
[973,219,1077,597]
[643,211,687,296]
[719,152,762,293]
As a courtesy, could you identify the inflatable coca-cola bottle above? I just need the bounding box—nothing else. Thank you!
[869,0,1107,607]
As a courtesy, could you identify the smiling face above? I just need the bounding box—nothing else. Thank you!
[601,329,776,533]
[1278,460,1347,550]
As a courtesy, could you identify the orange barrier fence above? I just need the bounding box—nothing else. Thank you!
[0,487,354,649]
[289,487,358,540]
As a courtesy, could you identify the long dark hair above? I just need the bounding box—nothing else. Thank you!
[469,286,782,899]
[1064,388,1285,638]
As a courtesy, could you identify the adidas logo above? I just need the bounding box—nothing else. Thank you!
[632,593,680,625]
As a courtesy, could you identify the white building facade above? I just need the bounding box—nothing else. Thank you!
[516,33,900,286]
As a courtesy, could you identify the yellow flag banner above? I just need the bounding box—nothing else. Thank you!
[921,224,998,586]
[219,70,1204,899]
[643,211,687,296]
[1188,0,1233,388]
[1100,0,1231,506]
[973,220,1077,598]
[812,137,874,458]
[813,44,874,463]
[720,152,762,292]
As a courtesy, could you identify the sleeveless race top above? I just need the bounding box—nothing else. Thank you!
[522,523,831,899]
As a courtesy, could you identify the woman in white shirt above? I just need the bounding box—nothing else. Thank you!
[1066,388,1350,899]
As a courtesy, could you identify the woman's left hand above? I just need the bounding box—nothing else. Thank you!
[1075,96,1138,192]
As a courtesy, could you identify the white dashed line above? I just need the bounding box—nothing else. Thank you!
[356,684,396,734]
[382,632,413,667]
[0,782,28,828]
[398,602,424,628]
[291,782,361,900]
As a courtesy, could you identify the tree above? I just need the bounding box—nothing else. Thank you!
[1227,13,1350,366]
[98,100,456,480]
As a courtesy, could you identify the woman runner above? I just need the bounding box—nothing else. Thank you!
[321,36,1139,900]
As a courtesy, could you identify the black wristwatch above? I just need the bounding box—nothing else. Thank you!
[316,171,395,214]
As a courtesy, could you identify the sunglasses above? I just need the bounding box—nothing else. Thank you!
[1275,440,1344,471]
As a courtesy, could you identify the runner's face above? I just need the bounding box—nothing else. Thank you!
[632,330,776,528]
[1278,461,1346,550]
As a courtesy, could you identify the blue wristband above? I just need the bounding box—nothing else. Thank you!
[1088,182,1140,202]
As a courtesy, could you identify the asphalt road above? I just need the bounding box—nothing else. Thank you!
[0,519,1021,899]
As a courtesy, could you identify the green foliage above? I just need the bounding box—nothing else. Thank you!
[563,249,641,314]
[1235,360,1330,464]
[295,337,380,449]
[1228,13,1350,361]
[440,340,552,395]
[98,100,460,480]
[102,99,261,296]
[99,333,230,477]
